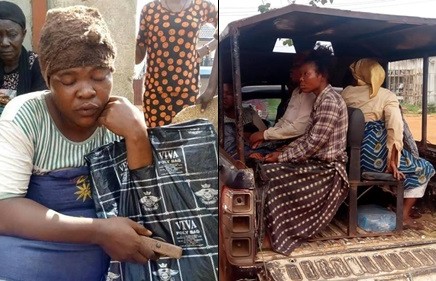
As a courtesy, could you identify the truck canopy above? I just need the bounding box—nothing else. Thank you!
[219,4,436,86]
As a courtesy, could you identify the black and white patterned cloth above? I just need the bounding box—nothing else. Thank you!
[264,160,348,255]
[86,119,218,281]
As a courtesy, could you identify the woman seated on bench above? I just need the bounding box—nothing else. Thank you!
[261,48,349,255]
[341,58,435,230]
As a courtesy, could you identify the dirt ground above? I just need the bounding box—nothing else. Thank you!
[404,114,436,145]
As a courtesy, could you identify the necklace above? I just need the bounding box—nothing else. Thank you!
[163,0,191,13]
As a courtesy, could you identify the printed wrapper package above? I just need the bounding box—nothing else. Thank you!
[85,119,218,281]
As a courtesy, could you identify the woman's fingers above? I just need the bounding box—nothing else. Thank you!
[131,251,150,264]
[396,171,405,180]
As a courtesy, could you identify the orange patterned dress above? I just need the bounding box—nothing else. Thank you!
[137,0,217,127]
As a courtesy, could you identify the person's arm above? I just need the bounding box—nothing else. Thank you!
[386,144,405,180]
[98,96,152,169]
[383,90,404,167]
[135,45,146,65]
[197,38,218,58]
[135,6,148,65]
[0,120,156,263]
[196,0,217,58]
[249,130,265,148]
[0,198,155,263]
[264,92,315,140]
[196,50,218,111]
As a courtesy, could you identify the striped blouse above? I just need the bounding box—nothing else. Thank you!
[0,91,119,199]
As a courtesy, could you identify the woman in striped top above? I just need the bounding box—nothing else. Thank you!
[0,6,157,281]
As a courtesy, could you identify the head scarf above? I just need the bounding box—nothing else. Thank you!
[349,58,385,99]
[0,2,31,95]
[0,1,26,29]
[38,5,116,84]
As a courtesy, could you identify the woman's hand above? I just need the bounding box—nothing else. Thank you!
[386,159,405,180]
[99,96,152,169]
[386,146,405,180]
[249,131,265,148]
[197,44,210,58]
[264,152,281,163]
[0,91,11,105]
[98,96,147,138]
[196,90,215,112]
[95,217,158,264]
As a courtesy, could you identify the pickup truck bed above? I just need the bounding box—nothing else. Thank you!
[256,214,436,281]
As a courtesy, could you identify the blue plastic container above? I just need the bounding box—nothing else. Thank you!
[357,204,396,232]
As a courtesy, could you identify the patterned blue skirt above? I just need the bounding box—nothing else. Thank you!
[361,121,435,190]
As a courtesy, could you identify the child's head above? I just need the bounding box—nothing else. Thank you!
[38,5,116,85]
[222,83,234,111]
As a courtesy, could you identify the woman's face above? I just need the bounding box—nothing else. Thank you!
[0,19,25,65]
[48,66,112,136]
[299,62,324,94]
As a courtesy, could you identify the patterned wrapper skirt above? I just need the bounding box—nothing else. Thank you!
[263,160,349,255]
[361,120,435,190]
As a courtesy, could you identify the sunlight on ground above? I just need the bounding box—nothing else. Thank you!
[404,114,436,145]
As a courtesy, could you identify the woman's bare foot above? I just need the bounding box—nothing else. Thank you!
[403,218,425,231]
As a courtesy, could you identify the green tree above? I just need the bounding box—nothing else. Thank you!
[309,0,333,6]
[258,2,271,13]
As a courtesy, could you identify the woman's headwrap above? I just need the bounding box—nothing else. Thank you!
[0,1,26,29]
[38,5,116,84]
[349,58,385,99]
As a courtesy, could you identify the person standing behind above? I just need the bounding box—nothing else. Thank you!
[136,0,218,127]
[0,1,47,115]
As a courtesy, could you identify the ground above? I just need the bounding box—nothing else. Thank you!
[403,114,436,145]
